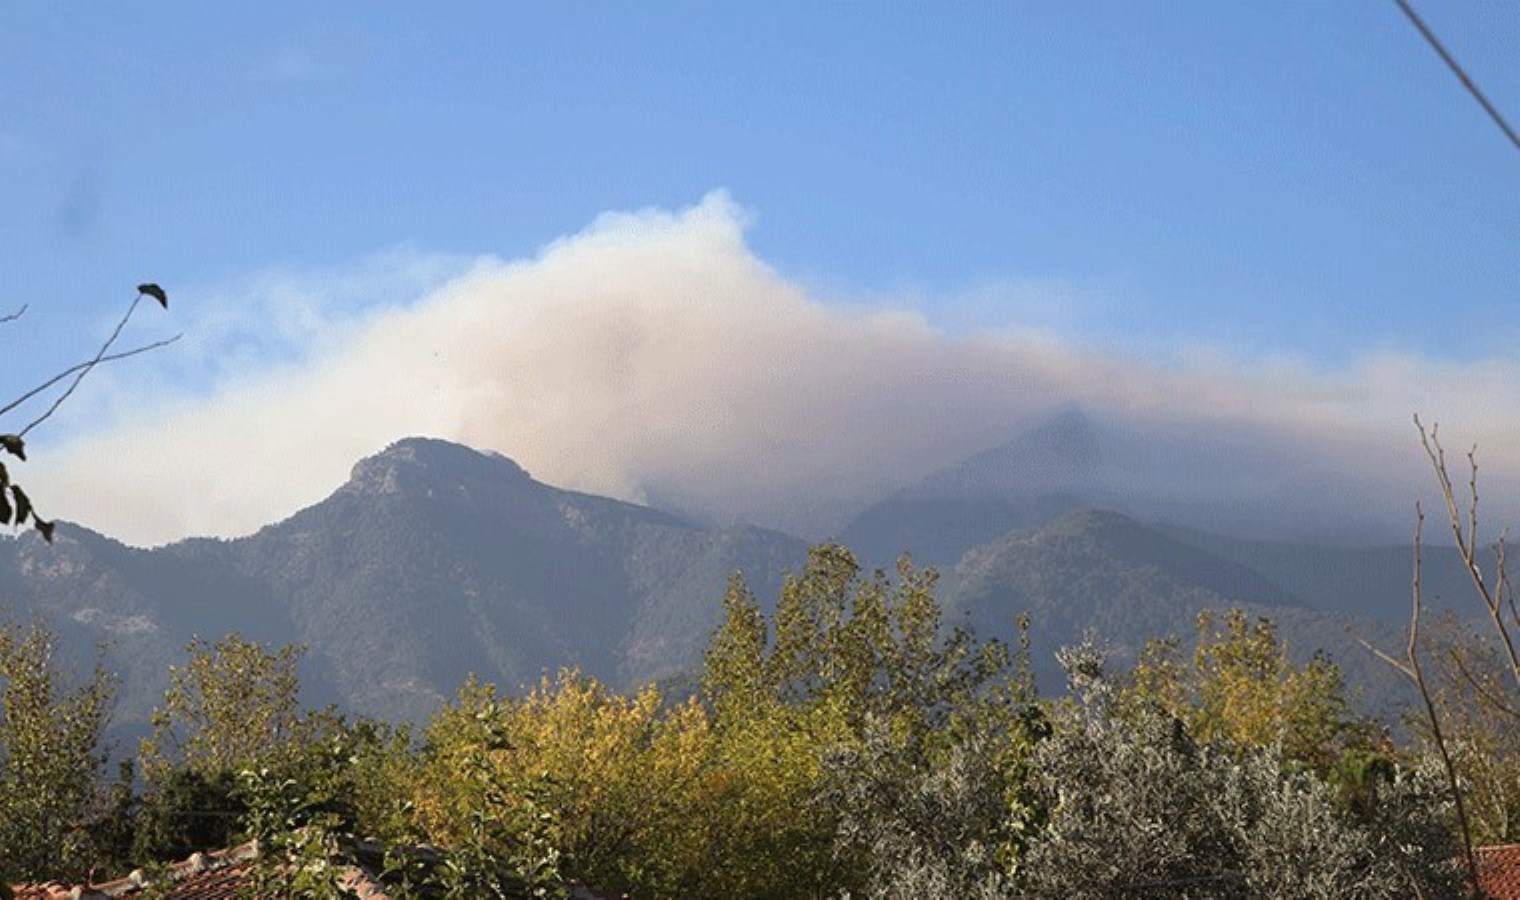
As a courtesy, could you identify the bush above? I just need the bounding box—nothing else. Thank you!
[1015,641,1463,899]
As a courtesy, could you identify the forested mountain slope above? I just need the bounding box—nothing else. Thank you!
[0,436,1431,730]
[942,509,1409,710]
[0,438,805,726]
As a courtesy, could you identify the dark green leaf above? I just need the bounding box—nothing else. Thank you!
[0,434,24,460]
[35,519,53,543]
[0,490,10,525]
[11,485,32,524]
[137,283,168,308]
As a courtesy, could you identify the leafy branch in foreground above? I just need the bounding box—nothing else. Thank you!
[0,283,177,541]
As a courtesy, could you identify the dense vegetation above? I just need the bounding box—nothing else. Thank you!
[0,541,1512,898]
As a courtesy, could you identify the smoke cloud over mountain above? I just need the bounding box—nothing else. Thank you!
[24,192,1520,546]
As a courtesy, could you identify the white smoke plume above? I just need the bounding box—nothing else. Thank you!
[20,192,1520,546]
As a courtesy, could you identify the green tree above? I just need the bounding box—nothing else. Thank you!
[128,766,244,867]
[701,573,769,722]
[715,545,1011,735]
[404,677,568,898]
[701,545,1024,897]
[239,732,369,900]
[0,622,115,883]
[133,634,393,893]
[135,633,355,882]
[140,633,307,782]
[1127,609,1373,774]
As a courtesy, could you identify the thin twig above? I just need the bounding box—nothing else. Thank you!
[0,304,26,324]
[1466,446,1479,557]
[1416,416,1520,690]
[1408,505,1483,896]
[19,291,151,437]
[1446,646,1520,720]
[1500,534,1520,635]
[1351,630,1415,681]
[0,335,182,422]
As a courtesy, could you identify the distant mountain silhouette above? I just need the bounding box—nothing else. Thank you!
[0,434,1456,734]
[841,408,1098,565]
[843,406,1406,568]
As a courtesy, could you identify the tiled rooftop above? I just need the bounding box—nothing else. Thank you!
[10,843,388,900]
[1480,844,1520,900]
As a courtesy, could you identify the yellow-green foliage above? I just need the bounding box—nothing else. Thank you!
[0,623,114,882]
[49,551,1471,898]
[401,673,673,896]
[1126,609,1367,772]
[140,634,307,783]
[395,669,847,899]
[690,701,848,898]
[369,545,1019,898]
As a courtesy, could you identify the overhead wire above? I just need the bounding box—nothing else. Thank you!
[1393,0,1520,153]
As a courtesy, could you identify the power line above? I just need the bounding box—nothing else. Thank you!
[1393,0,1520,153]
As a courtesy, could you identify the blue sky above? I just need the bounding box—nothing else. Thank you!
[3,3,1519,543]
[5,2,1516,368]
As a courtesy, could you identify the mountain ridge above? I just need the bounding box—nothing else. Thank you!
[843,407,1414,567]
[0,434,1437,732]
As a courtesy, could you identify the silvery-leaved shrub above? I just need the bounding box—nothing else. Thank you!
[1014,640,1463,899]
[821,716,1014,899]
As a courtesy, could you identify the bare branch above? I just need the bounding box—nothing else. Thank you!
[1498,534,1520,641]
[1445,646,1520,720]
[1416,417,1471,562]
[1467,445,1479,557]
[0,335,182,423]
[1404,504,1483,896]
[18,290,153,437]
[1415,415,1520,691]
[1410,503,1424,664]
[0,286,174,544]
[1350,630,1414,680]
[1500,534,1520,636]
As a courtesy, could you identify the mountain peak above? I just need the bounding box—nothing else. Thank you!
[1021,406,1098,460]
[1040,506,1138,538]
[344,437,532,496]
[909,406,1102,500]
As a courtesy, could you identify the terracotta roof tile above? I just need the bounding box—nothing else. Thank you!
[141,861,251,899]
[1479,844,1520,900]
[9,843,389,900]
[9,883,73,900]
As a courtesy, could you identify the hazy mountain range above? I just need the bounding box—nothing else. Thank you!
[840,407,1409,567]
[0,410,1480,737]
